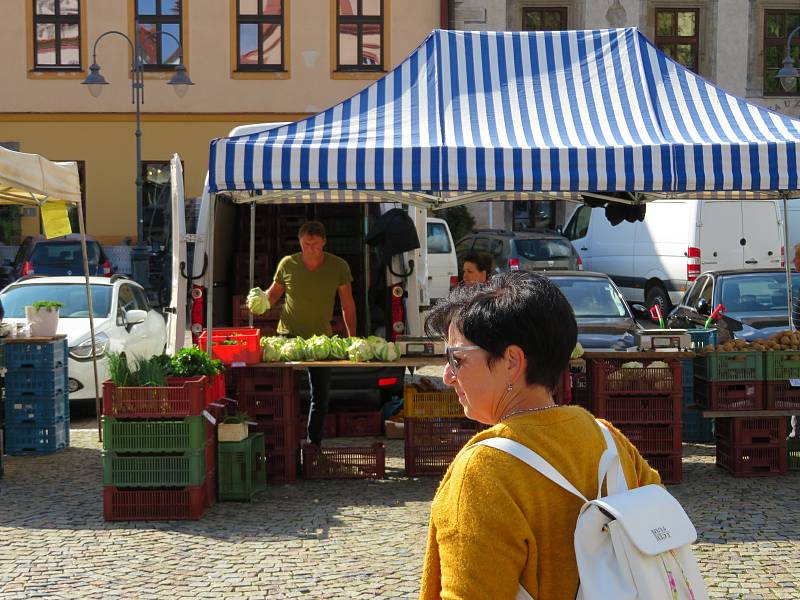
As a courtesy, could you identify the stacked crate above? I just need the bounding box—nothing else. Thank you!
[681,359,714,443]
[764,351,800,412]
[218,432,267,501]
[233,367,298,483]
[694,351,765,412]
[3,337,70,456]
[403,386,484,476]
[101,375,222,520]
[716,417,788,477]
[591,358,684,484]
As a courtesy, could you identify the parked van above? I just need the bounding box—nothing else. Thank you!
[563,199,785,312]
[425,217,458,299]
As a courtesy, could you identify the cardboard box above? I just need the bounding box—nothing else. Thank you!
[385,420,404,439]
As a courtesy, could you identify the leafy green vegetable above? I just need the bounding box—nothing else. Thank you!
[169,346,224,377]
[347,338,374,362]
[247,287,270,315]
[280,338,306,361]
[305,335,331,361]
[30,301,64,310]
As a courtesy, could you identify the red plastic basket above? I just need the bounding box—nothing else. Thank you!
[765,381,800,411]
[102,378,208,418]
[238,391,297,421]
[694,379,764,411]
[103,475,215,521]
[302,443,385,479]
[716,440,788,477]
[167,374,226,408]
[237,368,296,395]
[591,358,682,396]
[716,417,787,446]
[298,413,337,440]
[265,450,298,484]
[617,424,682,455]
[336,411,382,437]
[198,328,261,365]
[643,453,682,485]
[251,421,297,454]
[404,418,484,476]
[595,393,681,424]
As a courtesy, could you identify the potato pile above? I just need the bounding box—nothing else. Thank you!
[703,329,800,354]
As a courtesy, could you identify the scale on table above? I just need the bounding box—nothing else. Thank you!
[635,329,691,351]
[395,336,446,356]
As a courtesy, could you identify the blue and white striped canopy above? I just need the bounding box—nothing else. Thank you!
[209,28,800,195]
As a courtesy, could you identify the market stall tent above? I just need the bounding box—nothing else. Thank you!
[209,28,800,200]
[0,146,103,433]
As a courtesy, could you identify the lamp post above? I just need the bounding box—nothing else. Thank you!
[82,26,193,247]
[776,25,800,93]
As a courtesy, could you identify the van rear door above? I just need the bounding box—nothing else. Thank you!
[741,201,782,268]
[425,218,456,300]
[166,153,187,354]
[698,201,744,271]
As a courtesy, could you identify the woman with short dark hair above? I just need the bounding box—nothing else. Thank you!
[461,252,493,284]
[418,271,661,599]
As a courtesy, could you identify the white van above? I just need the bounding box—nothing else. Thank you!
[563,199,785,311]
[426,216,458,300]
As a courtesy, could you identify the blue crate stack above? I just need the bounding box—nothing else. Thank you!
[681,358,714,443]
[3,337,70,456]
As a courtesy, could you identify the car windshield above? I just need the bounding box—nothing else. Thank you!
[30,241,100,266]
[515,238,573,260]
[550,277,630,318]
[718,273,800,313]
[0,284,113,318]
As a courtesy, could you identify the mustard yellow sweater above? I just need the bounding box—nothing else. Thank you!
[419,406,662,600]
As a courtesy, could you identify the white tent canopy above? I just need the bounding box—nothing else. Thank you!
[0,146,82,206]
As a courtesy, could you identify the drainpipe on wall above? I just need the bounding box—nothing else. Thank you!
[441,0,454,29]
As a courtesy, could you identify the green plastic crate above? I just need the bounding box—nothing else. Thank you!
[103,416,209,453]
[790,438,800,472]
[218,433,266,502]
[102,447,208,487]
[694,352,764,382]
[765,351,800,381]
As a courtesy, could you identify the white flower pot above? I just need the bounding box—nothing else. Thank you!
[25,306,60,337]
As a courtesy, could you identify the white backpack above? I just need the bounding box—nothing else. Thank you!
[475,421,708,600]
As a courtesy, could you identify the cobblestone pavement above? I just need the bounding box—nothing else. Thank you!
[2,386,800,599]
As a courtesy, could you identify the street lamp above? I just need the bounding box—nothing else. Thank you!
[81,27,193,246]
[776,25,800,93]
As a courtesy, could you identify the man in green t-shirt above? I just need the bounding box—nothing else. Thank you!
[265,220,356,446]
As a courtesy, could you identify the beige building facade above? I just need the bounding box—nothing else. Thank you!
[0,0,445,245]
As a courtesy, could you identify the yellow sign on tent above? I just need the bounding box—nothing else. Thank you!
[40,200,73,239]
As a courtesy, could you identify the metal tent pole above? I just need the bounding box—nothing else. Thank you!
[206,194,216,353]
[249,200,255,328]
[782,191,794,331]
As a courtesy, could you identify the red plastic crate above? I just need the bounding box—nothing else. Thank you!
[404,418,484,476]
[198,328,261,365]
[298,413,338,440]
[716,417,787,446]
[643,453,682,485]
[553,369,572,405]
[716,440,788,477]
[765,381,800,411]
[570,372,593,412]
[617,423,682,455]
[102,378,208,418]
[694,379,764,411]
[251,420,297,453]
[238,391,297,421]
[167,374,226,409]
[103,476,215,521]
[595,393,681,424]
[302,443,385,479]
[265,450,298,484]
[237,368,296,395]
[591,358,682,396]
[336,411,382,437]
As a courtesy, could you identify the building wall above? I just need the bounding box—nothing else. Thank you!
[0,0,442,243]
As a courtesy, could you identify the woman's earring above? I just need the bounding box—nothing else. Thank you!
[507,382,513,392]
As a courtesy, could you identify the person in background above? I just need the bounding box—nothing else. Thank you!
[265,221,356,448]
[418,271,660,599]
[461,252,494,285]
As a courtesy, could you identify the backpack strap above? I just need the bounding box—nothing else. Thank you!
[475,438,588,503]
[595,420,629,496]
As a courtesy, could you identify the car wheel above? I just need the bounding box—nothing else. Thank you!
[645,285,671,320]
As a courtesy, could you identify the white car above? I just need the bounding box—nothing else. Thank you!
[0,275,167,401]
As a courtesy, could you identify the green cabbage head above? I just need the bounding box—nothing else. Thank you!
[347,338,374,362]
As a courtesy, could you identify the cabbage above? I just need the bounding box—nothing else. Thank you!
[246,287,270,315]
[648,361,669,369]
[347,338,374,362]
[366,335,388,358]
[261,341,282,362]
[570,341,584,359]
[376,341,400,362]
[280,338,306,362]
[328,336,349,360]
[305,335,331,361]
[621,361,644,369]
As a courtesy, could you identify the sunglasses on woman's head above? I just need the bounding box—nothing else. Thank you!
[446,345,481,374]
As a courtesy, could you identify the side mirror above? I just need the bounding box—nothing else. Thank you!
[125,309,147,325]
[696,298,711,316]
[630,303,649,318]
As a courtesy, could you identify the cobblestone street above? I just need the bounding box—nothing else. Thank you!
[0,421,798,600]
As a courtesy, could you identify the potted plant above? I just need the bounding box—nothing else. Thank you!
[218,411,250,442]
[25,300,64,337]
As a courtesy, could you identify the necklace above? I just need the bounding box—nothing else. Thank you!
[501,404,560,421]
